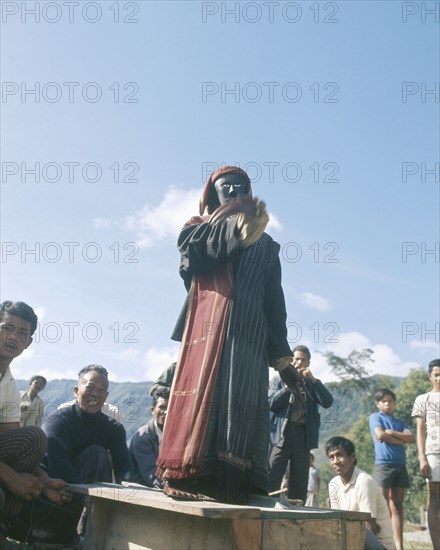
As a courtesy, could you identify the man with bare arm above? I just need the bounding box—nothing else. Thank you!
[0,301,69,546]
[412,358,440,550]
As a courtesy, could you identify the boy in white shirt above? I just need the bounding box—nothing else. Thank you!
[412,358,440,550]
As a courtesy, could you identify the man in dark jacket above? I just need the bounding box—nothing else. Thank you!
[44,365,131,538]
[129,389,169,487]
[268,345,333,502]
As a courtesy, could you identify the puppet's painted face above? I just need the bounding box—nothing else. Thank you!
[214,173,248,206]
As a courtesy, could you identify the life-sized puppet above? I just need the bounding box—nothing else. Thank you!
[156,166,293,503]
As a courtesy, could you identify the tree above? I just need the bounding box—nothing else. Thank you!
[321,348,375,396]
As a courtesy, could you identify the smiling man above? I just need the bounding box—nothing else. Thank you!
[0,300,69,544]
[44,365,131,538]
[326,436,396,550]
[44,365,131,485]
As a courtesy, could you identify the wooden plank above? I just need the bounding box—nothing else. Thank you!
[71,483,369,521]
[262,518,347,550]
[83,499,111,550]
[71,483,262,520]
[345,518,366,550]
[230,519,262,550]
[258,507,370,521]
[94,500,246,549]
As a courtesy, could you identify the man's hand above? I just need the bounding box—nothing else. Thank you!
[270,356,293,372]
[7,472,43,501]
[419,456,431,479]
[295,365,317,383]
[367,519,381,535]
[43,478,73,505]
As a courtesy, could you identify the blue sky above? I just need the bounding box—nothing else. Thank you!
[1,0,439,384]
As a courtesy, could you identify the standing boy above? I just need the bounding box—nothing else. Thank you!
[20,375,47,427]
[412,358,440,550]
[369,389,414,550]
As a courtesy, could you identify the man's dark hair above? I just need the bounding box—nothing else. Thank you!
[375,388,396,403]
[0,300,38,336]
[428,359,440,374]
[152,387,170,407]
[325,436,356,461]
[30,375,47,386]
[78,364,109,380]
[292,345,311,360]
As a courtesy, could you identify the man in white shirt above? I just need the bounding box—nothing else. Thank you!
[326,436,396,550]
[412,358,440,550]
[20,375,47,427]
[0,300,69,544]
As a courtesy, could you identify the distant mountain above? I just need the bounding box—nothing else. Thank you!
[16,373,405,443]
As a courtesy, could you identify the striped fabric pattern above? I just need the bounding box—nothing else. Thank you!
[0,426,47,519]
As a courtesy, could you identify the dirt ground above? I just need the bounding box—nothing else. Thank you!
[403,524,433,550]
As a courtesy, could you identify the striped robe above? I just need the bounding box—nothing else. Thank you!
[169,216,291,501]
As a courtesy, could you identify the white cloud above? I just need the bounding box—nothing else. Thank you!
[409,339,440,353]
[12,354,78,382]
[143,345,180,381]
[303,332,420,383]
[267,212,283,232]
[369,344,419,377]
[11,348,35,365]
[299,292,332,311]
[34,306,46,323]
[94,186,200,249]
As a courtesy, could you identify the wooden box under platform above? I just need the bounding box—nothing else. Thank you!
[71,482,369,550]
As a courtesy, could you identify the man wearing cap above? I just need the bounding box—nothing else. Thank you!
[156,166,292,503]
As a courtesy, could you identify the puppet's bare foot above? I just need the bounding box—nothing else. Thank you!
[164,481,200,501]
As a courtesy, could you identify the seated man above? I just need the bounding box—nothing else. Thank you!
[129,388,169,488]
[326,436,396,550]
[0,301,69,544]
[20,374,47,427]
[44,364,131,485]
[44,365,131,536]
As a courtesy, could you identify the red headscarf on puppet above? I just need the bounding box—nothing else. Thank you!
[199,166,252,216]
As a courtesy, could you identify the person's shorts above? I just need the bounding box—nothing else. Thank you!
[427,454,440,483]
[374,463,409,488]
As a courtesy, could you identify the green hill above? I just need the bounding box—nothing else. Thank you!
[17,372,404,443]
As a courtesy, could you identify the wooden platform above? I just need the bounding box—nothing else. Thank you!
[71,482,369,550]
